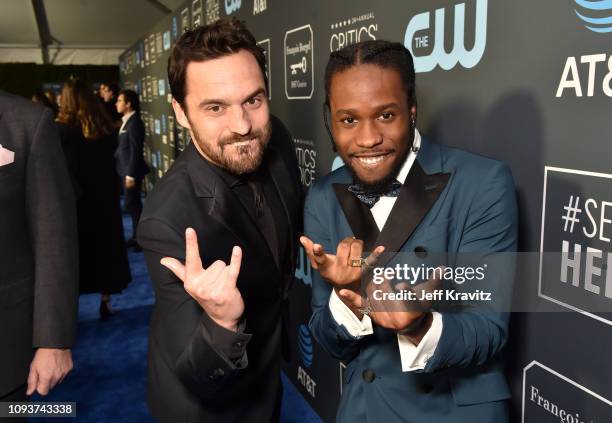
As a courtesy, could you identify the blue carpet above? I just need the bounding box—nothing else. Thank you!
[33,211,322,422]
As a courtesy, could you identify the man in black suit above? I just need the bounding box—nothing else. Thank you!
[0,91,78,404]
[115,89,149,247]
[137,19,302,422]
[100,82,122,123]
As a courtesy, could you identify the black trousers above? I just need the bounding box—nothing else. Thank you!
[124,178,143,240]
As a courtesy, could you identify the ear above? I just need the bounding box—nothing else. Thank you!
[172,98,191,130]
[410,104,417,122]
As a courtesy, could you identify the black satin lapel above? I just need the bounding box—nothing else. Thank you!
[376,162,450,267]
[208,181,280,276]
[332,184,380,251]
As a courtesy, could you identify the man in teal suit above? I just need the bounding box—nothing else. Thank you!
[300,40,518,422]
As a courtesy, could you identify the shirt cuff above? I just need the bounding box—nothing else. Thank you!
[200,313,252,368]
[328,289,373,337]
[397,311,443,372]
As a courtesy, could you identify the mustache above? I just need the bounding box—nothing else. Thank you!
[219,129,266,147]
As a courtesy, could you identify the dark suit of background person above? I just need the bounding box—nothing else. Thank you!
[0,91,78,402]
[306,136,518,423]
[138,116,302,422]
[115,108,149,244]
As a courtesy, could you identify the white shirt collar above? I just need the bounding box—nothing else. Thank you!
[396,128,421,184]
[121,110,135,124]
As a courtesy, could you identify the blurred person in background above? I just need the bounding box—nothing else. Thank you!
[99,82,122,124]
[115,89,149,251]
[31,91,58,116]
[56,79,132,319]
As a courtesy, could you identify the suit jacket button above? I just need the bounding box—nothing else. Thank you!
[414,246,428,258]
[362,369,375,383]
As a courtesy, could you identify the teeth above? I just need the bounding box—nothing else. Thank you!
[233,139,253,147]
[358,155,385,165]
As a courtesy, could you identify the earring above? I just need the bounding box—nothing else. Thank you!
[410,117,419,152]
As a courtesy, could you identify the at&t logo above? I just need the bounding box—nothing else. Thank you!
[574,0,612,33]
[403,0,488,73]
[297,324,317,397]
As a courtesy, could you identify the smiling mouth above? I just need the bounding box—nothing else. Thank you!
[229,138,256,147]
[352,152,392,168]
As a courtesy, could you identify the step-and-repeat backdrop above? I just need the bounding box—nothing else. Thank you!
[120,1,612,421]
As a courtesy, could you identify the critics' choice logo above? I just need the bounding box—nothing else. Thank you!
[257,39,271,99]
[522,361,611,422]
[539,167,612,325]
[297,324,317,398]
[284,25,314,100]
[329,12,378,52]
[404,0,487,73]
[574,0,612,33]
[224,0,241,15]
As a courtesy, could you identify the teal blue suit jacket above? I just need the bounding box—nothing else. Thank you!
[306,138,518,423]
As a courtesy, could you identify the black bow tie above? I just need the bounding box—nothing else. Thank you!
[348,180,402,208]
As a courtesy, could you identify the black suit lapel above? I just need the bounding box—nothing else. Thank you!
[375,161,450,267]
[332,184,380,251]
[332,161,450,263]
[185,145,279,277]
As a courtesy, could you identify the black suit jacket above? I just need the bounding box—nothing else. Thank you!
[115,112,149,179]
[138,116,302,422]
[0,91,78,397]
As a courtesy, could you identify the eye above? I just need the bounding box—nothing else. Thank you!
[378,111,394,120]
[207,105,222,113]
[341,116,357,125]
[245,96,262,107]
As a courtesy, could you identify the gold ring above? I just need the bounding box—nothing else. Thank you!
[349,258,363,267]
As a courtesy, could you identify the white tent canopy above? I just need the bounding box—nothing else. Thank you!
[0,0,183,65]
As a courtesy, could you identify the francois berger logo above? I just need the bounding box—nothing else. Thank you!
[403,0,488,73]
[297,324,317,398]
[573,0,612,33]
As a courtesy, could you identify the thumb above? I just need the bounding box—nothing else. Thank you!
[338,289,362,309]
[160,257,186,283]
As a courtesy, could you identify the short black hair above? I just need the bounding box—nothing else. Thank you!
[168,18,267,107]
[324,40,416,108]
[105,82,120,96]
[119,89,140,112]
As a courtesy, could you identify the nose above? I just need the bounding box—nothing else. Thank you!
[228,106,252,136]
[355,120,383,148]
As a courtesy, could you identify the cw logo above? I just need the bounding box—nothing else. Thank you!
[225,0,241,15]
[403,0,488,73]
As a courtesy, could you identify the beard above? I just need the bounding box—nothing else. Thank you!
[191,120,272,175]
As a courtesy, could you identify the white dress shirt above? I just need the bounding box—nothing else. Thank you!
[327,129,443,372]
